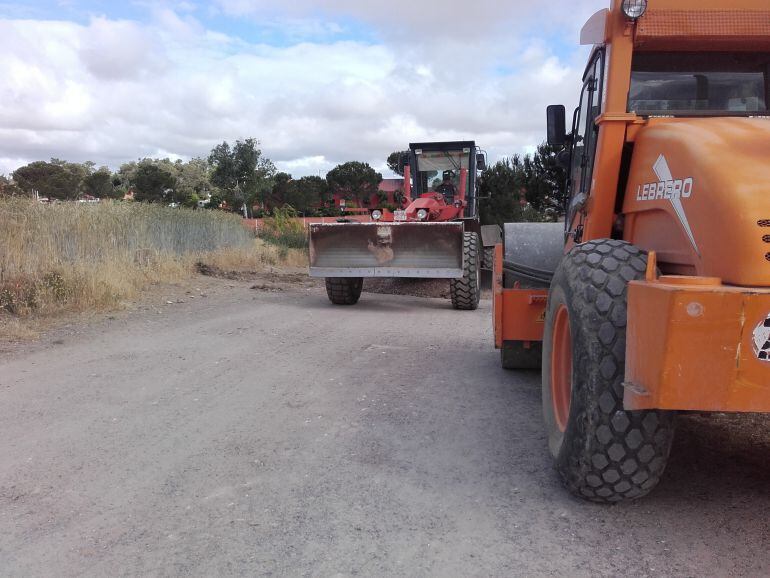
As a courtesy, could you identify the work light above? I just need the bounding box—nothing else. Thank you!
[621,0,647,19]
[371,209,382,221]
[416,209,428,221]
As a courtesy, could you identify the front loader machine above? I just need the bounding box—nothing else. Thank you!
[495,0,770,503]
[309,141,493,309]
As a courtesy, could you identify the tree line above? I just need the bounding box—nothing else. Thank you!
[0,139,387,218]
[1,138,567,222]
[478,143,567,225]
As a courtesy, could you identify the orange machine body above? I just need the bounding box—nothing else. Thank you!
[622,117,770,285]
[493,244,548,349]
[495,0,770,412]
[624,267,770,412]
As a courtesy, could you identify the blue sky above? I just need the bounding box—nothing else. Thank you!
[0,0,604,177]
[0,1,382,45]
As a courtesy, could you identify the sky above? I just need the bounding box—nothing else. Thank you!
[0,0,607,178]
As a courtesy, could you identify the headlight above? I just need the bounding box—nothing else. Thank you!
[621,0,647,19]
[371,209,382,221]
[416,209,428,221]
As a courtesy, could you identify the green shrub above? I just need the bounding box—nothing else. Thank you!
[259,205,308,249]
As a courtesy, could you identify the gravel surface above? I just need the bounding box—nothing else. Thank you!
[1,278,769,576]
[363,272,494,300]
[363,278,451,299]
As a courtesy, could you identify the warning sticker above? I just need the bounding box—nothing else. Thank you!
[752,315,770,361]
[537,310,546,323]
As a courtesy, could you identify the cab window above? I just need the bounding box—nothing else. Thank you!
[569,51,604,201]
[629,52,770,115]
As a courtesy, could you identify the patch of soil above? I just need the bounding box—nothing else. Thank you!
[196,262,319,290]
[250,283,284,292]
[363,273,493,300]
[195,262,256,281]
[260,271,316,286]
[363,278,451,299]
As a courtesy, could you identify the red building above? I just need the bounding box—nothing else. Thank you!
[332,178,404,211]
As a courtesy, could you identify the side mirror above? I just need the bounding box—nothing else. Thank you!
[476,153,487,171]
[546,104,567,147]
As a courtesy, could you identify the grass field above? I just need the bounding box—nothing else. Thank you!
[0,199,305,324]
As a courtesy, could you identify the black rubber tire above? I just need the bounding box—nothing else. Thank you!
[542,239,676,503]
[325,277,363,305]
[482,246,494,271]
[501,341,542,369]
[450,232,481,310]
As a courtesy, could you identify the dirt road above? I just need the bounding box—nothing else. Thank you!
[1,279,769,576]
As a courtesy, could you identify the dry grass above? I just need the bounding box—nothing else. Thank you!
[0,314,40,341]
[202,239,307,272]
[0,199,306,330]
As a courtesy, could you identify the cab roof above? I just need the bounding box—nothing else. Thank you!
[409,141,476,153]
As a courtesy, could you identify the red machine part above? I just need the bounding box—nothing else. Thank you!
[380,167,468,223]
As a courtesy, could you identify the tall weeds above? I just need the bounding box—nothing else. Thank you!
[0,199,277,317]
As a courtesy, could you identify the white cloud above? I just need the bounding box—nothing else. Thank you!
[276,155,332,176]
[80,17,164,80]
[0,1,607,177]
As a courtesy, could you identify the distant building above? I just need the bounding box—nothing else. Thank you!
[377,178,403,204]
[332,177,404,210]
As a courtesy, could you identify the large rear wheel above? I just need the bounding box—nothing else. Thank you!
[325,277,363,305]
[450,232,481,310]
[542,240,676,502]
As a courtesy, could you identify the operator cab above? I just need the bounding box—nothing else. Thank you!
[545,12,770,242]
[407,141,486,218]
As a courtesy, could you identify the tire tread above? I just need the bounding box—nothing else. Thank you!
[450,232,481,310]
[325,277,363,305]
[548,239,675,503]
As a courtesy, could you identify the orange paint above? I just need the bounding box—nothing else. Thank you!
[495,0,770,413]
[625,277,770,412]
[551,305,573,432]
[493,244,547,348]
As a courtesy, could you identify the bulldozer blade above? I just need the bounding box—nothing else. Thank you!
[309,221,465,278]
